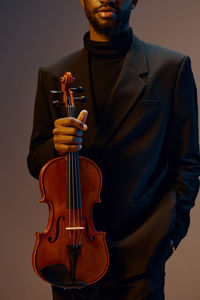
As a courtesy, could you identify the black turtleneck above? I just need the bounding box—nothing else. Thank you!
[83,28,133,121]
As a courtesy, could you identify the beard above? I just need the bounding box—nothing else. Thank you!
[84,3,132,36]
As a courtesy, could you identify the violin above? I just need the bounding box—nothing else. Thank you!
[32,72,109,289]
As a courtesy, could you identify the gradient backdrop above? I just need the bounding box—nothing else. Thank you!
[1,1,199,299]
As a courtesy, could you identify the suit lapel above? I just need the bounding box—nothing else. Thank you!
[86,35,149,149]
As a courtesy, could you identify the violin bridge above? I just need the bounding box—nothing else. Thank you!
[65,227,85,230]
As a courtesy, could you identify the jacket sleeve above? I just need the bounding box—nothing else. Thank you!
[27,68,58,179]
[167,56,200,248]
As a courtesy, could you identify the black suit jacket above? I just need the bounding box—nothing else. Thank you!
[28,34,200,280]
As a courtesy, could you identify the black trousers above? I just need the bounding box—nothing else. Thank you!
[52,238,173,300]
[52,273,165,300]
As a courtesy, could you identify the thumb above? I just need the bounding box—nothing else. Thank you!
[77,110,88,124]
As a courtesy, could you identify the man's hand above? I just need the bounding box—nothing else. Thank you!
[53,110,88,155]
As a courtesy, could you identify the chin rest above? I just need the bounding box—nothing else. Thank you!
[40,264,86,289]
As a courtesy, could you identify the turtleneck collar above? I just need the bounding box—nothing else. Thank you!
[83,28,133,59]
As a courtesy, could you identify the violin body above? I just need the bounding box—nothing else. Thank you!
[32,155,109,287]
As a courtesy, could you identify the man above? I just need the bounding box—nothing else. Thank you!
[27,0,200,299]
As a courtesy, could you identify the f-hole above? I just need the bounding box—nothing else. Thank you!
[48,216,65,243]
[82,216,95,242]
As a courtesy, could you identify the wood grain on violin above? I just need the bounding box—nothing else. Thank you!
[32,72,109,289]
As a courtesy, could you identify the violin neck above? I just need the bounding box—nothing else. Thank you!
[66,106,82,210]
[67,105,76,118]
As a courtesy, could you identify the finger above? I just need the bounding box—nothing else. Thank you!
[53,127,83,137]
[77,110,88,126]
[54,117,87,131]
[53,135,82,145]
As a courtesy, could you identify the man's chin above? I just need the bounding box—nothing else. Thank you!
[93,20,117,36]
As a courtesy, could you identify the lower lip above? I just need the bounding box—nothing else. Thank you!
[97,11,117,18]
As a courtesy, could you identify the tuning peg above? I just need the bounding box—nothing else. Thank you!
[50,90,63,97]
[71,87,84,94]
[50,90,64,106]
[74,96,87,103]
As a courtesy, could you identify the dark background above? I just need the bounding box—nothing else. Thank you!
[0,1,199,299]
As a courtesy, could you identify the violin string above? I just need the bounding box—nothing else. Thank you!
[71,106,76,247]
[68,106,73,246]
[74,105,82,247]
[72,151,75,246]
[75,151,81,246]
[74,150,78,245]
[68,106,72,245]
[74,106,81,246]
[75,111,79,246]
[68,151,71,243]
[79,155,83,245]
[70,104,79,247]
